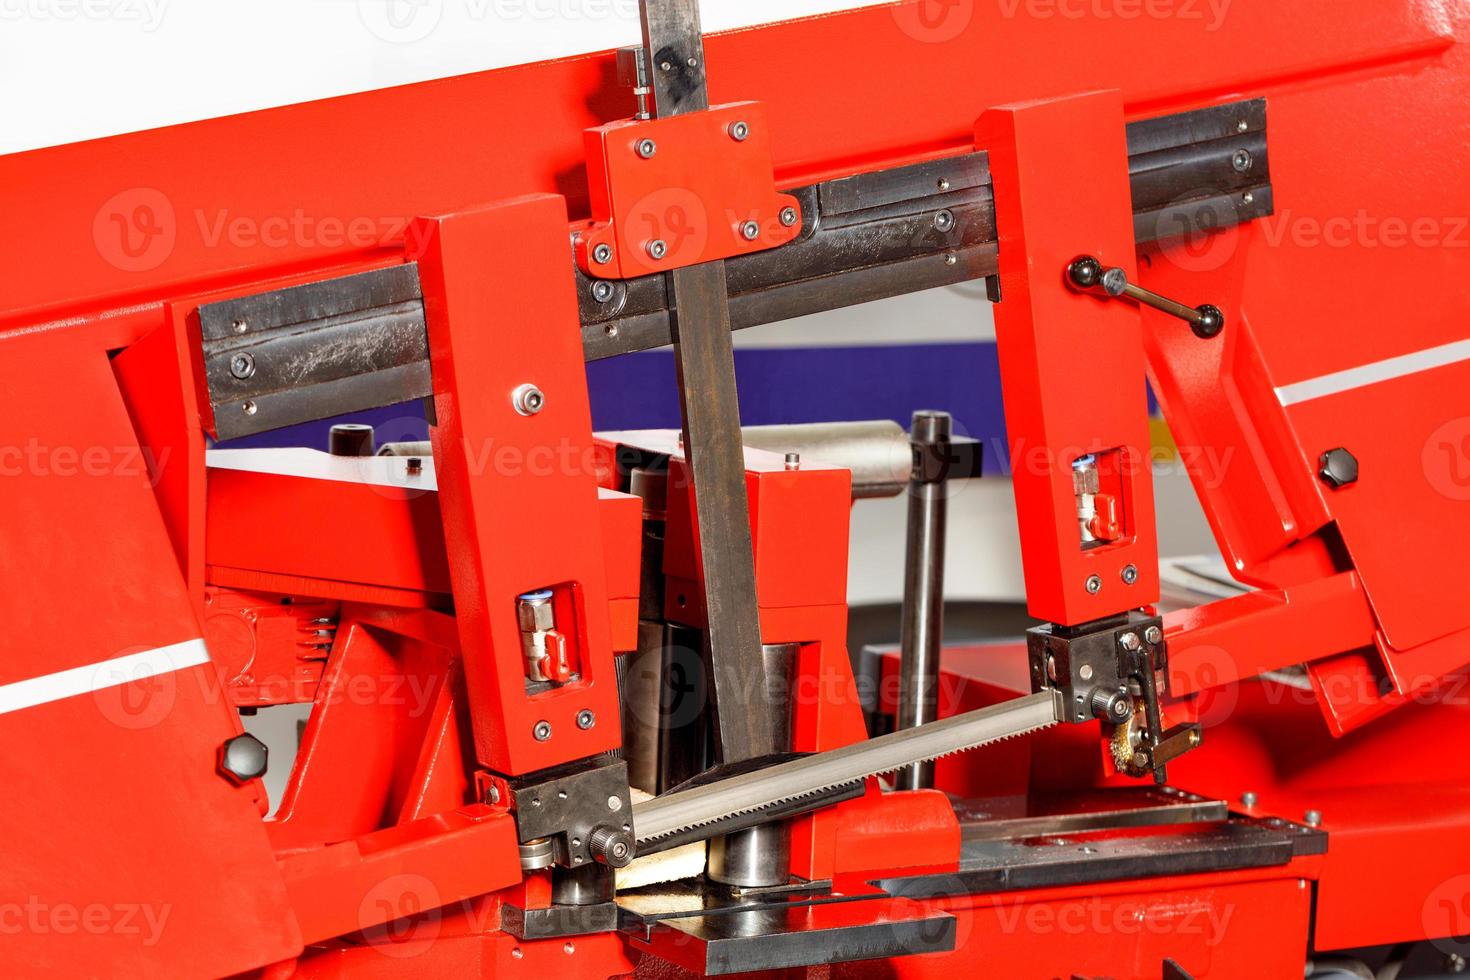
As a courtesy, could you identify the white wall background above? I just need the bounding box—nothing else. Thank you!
[0,0,893,155]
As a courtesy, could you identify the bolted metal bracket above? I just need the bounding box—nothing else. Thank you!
[501,759,635,870]
[1027,611,1198,784]
[575,102,802,280]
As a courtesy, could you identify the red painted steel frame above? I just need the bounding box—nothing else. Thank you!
[2,0,1469,976]
[980,91,1161,626]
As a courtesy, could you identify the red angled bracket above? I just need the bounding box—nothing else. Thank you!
[575,101,801,279]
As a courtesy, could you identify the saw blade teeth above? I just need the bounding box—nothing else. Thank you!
[636,705,1059,844]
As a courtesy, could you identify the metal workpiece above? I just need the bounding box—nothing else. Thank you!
[633,690,1063,846]
[740,420,912,498]
[708,643,798,889]
[895,411,952,791]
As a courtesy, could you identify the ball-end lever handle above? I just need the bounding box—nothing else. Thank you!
[1067,256,1224,339]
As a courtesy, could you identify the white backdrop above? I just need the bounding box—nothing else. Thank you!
[0,0,892,154]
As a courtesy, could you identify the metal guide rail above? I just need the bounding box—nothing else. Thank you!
[198,99,1269,440]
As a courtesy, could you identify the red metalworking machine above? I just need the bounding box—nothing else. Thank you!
[4,1,1470,977]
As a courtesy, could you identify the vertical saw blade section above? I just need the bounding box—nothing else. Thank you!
[633,691,1065,846]
[638,0,773,764]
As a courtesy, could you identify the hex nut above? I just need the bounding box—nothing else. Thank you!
[218,733,268,785]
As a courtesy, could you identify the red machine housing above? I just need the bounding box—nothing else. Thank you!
[3,0,1470,977]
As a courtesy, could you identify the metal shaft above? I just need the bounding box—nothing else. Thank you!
[1119,281,1206,328]
[895,411,952,791]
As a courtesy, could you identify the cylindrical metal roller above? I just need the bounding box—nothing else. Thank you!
[707,643,799,889]
[739,420,911,498]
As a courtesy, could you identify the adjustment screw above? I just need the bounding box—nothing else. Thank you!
[741,220,761,242]
[217,733,268,785]
[1144,625,1163,645]
[779,206,799,227]
[229,352,256,380]
[934,209,955,233]
[785,452,801,470]
[1231,148,1253,173]
[588,825,635,868]
[1241,791,1258,808]
[1091,688,1132,722]
[232,319,248,335]
[1318,448,1359,489]
[635,138,657,159]
[728,120,750,141]
[592,243,613,265]
[646,239,668,261]
[242,400,258,416]
[1119,632,1142,652]
[1304,809,1323,828]
[1085,574,1102,595]
[406,457,424,476]
[1121,564,1139,585]
[511,383,545,416]
[532,720,553,742]
[590,280,615,303]
[576,710,596,730]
